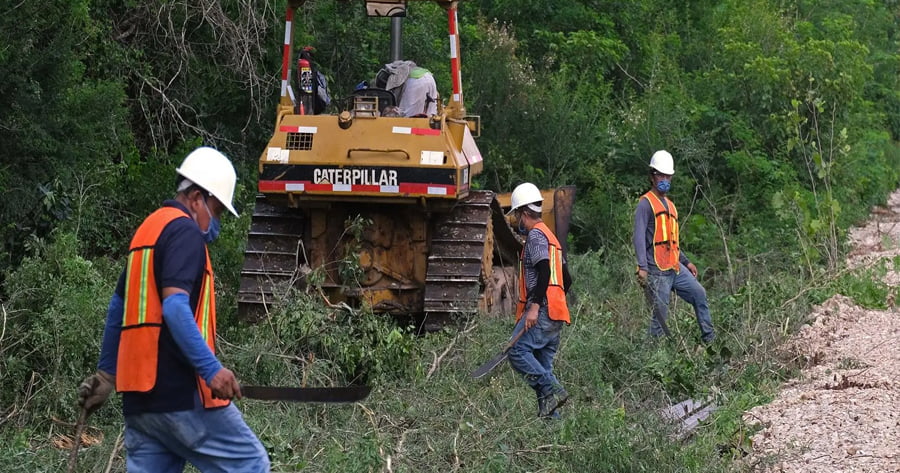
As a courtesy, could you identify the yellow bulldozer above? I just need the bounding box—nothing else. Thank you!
[238,0,575,330]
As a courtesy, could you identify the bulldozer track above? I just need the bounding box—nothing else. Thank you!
[238,191,522,328]
[238,195,305,320]
[422,191,514,330]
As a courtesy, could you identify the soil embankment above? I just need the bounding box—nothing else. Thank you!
[743,191,900,472]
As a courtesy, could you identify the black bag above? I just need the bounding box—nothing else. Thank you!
[373,65,404,102]
[298,47,331,114]
[314,70,331,114]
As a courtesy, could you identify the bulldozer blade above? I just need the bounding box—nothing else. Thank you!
[470,326,527,379]
[240,385,371,403]
[553,185,576,257]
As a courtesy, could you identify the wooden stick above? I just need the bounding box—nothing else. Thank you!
[66,407,88,473]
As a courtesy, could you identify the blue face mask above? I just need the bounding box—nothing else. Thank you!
[517,220,528,235]
[201,198,221,243]
[204,216,221,243]
[656,179,671,193]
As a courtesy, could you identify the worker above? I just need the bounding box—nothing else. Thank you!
[376,60,438,117]
[397,65,437,117]
[633,150,715,344]
[507,182,573,418]
[77,147,270,472]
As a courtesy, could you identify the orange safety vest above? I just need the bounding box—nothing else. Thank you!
[641,191,680,272]
[116,206,229,409]
[515,222,571,324]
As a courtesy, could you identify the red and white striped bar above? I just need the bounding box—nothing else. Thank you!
[392,126,441,136]
[280,7,294,97]
[279,125,319,133]
[448,7,462,105]
[259,181,457,196]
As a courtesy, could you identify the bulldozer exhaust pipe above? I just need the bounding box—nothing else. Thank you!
[390,17,403,62]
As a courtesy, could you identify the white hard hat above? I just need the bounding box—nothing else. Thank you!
[509,182,543,213]
[649,150,675,175]
[176,147,239,216]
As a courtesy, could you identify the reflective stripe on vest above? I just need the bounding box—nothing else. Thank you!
[117,206,229,409]
[641,191,680,272]
[193,251,226,408]
[515,222,571,324]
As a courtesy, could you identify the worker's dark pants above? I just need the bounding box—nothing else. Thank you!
[508,307,565,398]
[645,263,715,343]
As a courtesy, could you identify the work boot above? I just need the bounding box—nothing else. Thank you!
[537,394,550,418]
[550,386,569,412]
[537,394,561,419]
[538,386,569,418]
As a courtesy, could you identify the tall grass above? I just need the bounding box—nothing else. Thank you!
[2,226,863,472]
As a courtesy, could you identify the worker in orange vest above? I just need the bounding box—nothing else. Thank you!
[507,182,573,419]
[633,150,715,343]
[77,147,270,472]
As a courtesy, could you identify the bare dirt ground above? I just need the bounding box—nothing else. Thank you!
[742,190,900,472]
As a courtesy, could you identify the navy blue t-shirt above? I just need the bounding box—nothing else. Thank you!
[114,200,208,414]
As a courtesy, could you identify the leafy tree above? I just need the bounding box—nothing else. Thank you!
[0,0,135,278]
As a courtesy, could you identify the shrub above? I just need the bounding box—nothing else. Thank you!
[229,291,419,388]
[1,232,117,425]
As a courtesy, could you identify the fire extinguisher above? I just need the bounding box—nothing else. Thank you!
[297,57,314,115]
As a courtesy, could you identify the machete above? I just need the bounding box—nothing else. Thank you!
[470,326,527,379]
[240,385,371,403]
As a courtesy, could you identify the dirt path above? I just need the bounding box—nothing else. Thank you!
[742,190,900,472]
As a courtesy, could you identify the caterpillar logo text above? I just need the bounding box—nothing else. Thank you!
[313,168,398,186]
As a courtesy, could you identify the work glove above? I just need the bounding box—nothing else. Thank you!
[77,371,115,417]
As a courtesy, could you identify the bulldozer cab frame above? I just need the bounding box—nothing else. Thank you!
[282,0,471,121]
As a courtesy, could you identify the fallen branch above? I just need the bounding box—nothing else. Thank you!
[0,303,7,351]
[104,429,124,473]
[514,444,574,455]
[426,323,476,380]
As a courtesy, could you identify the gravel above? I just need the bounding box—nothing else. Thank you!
[742,190,900,472]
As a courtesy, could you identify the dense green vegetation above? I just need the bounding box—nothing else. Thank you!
[1,0,898,471]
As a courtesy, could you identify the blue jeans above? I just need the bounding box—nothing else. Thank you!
[507,307,565,397]
[645,263,715,342]
[124,403,270,473]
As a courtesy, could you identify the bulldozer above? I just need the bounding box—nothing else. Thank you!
[238,0,575,330]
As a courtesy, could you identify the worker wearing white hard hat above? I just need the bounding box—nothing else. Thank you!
[633,150,715,343]
[507,182,544,216]
[176,146,240,217]
[649,149,675,175]
[78,147,270,472]
[507,182,573,419]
